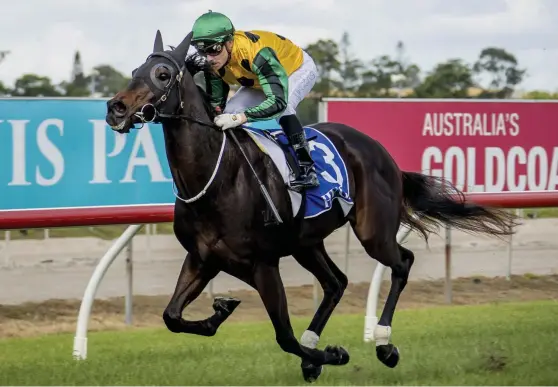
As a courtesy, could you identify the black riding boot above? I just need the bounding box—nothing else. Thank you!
[279,115,319,190]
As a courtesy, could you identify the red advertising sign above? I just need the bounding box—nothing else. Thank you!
[322,99,558,192]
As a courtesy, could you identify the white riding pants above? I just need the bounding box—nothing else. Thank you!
[223,50,318,118]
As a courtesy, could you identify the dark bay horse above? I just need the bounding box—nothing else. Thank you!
[105,30,518,382]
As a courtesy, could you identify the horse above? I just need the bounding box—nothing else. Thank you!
[105,30,518,383]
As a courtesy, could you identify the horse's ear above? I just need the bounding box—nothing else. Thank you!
[172,31,193,61]
[153,30,164,53]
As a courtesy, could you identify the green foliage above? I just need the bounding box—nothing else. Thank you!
[0,301,556,385]
[10,74,62,97]
[0,80,8,96]
[304,38,341,95]
[1,50,130,98]
[301,34,534,99]
[296,97,319,125]
[89,64,132,97]
[472,47,527,98]
[337,32,364,94]
[522,90,558,99]
[413,59,474,98]
[0,35,543,101]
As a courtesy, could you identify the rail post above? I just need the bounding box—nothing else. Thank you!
[73,224,143,360]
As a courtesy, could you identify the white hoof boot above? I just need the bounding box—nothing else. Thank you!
[301,330,320,349]
[374,325,391,346]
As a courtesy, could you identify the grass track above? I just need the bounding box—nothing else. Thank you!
[1,300,557,385]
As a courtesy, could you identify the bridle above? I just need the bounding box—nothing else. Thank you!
[131,50,219,131]
[120,44,282,224]
[110,29,283,223]
[128,49,229,205]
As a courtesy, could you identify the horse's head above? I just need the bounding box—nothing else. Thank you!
[106,30,193,133]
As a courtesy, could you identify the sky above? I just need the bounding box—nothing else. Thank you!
[0,0,556,92]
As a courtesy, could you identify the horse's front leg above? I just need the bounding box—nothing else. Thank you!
[252,260,350,376]
[163,252,240,336]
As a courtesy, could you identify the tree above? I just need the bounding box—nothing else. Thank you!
[413,59,473,98]
[337,32,363,95]
[296,97,319,125]
[394,41,421,91]
[88,65,131,97]
[304,39,341,96]
[62,51,90,96]
[357,55,401,97]
[11,74,62,97]
[0,80,9,96]
[473,47,526,98]
[522,90,558,99]
[355,41,421,97]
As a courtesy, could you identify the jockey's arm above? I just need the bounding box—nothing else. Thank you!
[205,71,230,113]
[243,47,288,122]
[184,46,230,113]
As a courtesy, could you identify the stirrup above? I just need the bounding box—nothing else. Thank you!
[290,166,319,190]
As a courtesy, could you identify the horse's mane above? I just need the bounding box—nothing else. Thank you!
[164,48,215,120]
[161,44,216,120]
[194,84,216,121]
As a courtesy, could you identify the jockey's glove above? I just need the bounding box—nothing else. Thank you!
[214,113,247,130]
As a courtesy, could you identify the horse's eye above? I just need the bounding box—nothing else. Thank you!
[158,72,170,81]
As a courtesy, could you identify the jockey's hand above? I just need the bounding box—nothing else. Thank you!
[213,113,247,130]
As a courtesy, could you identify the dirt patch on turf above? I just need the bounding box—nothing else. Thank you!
[1,274,557,338]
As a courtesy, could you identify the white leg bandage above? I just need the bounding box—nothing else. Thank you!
[300,330,320,349]
[374,325,391,346]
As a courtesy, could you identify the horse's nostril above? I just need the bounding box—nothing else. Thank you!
[110,100,128,117]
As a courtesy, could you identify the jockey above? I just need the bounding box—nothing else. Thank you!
[188,10,319,190]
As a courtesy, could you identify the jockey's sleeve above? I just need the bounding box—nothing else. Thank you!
[205,70,230,112]
[243,47,288,122]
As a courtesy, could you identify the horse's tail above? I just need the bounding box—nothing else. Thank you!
[400,171,520,241]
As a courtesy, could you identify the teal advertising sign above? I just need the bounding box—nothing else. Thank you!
[0,98,278,211]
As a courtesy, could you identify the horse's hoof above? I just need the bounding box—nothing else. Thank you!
[324,345,350,366]
[301,361,322,383]
[376,344,400,368]
[212,296,241,315]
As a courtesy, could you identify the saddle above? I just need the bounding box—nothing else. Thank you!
[241,125,354,224]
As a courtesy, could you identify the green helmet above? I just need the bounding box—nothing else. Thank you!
[191,10,235,47]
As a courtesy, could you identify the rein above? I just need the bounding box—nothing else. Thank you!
[132,51,220,131]
[128,50,228,205]
[128,48,283,224]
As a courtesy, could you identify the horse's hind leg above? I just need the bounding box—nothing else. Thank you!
[350,184,414,368]
[292,243,348,382]
[163,252,241,336]
[351,216,414,368]
[373,244,414,367]
[252,259,350,374]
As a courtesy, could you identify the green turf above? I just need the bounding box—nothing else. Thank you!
[1,300,557,385]
[529,207,558,218]
[4,223,175,240]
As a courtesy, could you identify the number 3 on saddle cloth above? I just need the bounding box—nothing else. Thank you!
[242,125,354,220]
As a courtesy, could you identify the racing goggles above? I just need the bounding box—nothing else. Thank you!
[195,41,225,56]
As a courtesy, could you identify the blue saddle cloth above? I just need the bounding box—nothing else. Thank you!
[244,124,354,219]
